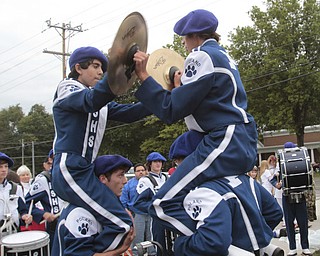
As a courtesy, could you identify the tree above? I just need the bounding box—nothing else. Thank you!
[227,0,320,146]
[18,104,54,170]
[0,104,54,173]
[0,105,24,164]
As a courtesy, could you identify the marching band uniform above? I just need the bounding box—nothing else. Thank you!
[52,155,133,256]
[174,174,282,256]
[52,47,151,251]
[134,153,168,256]
[0,180,27,231]
[25,167,65,248]
[160,131,282,256]
[0,152,31,237]
[135,10,257,235]
[280,142,311,256]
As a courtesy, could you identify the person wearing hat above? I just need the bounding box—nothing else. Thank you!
[133,9,257,237]
[120,163,154,256]
[0,152,33,237]
[51,46,151,249]
[159,131,284,256]
[280,142,312,256]
[52,155,134,256]
[133,152,168,256]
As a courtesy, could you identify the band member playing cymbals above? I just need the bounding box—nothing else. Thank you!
[133,9,258,236]
[51,46,151,251]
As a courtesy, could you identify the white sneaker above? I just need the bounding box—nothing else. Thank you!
[302,248,312,255]
[287,249,297,256]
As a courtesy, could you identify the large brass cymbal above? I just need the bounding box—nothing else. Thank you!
[108,12,148,95]
[146,48,184,91]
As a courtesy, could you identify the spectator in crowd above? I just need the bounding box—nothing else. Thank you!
[16,165,33,196]
[120,163,152,256]
[247,165,259,181]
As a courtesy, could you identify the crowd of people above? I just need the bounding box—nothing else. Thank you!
[0,7,317,256]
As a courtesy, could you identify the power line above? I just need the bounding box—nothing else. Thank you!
[247,69,320,93]
[43,19,84,79]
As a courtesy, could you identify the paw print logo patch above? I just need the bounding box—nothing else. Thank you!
[192,205,202,219]
[185,64,197,78]
[78,222,89,235]
[66,84,81,92]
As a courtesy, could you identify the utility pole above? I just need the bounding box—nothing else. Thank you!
[21,139,24,165]
[43,19,84,79]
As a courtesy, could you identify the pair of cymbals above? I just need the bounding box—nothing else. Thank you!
[146,48,184,91]
[108,12,148,95]
[108,12,185,95]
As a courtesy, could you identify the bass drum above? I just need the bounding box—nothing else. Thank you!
[277,146,313,196]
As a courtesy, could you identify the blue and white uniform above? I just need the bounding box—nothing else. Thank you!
[134,172,168,256]
[172,175,282,256]
[25,170,65,247]
[136,39,257,234]
[52,205,103,256]
[52,76,151,250]
[0,180,27,228]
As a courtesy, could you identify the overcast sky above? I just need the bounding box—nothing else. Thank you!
[0,0,264,114]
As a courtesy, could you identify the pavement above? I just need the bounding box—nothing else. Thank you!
[271,174,320,255]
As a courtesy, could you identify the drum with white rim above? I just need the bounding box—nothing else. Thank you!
[277,146,313,196]
[1,230,50,256]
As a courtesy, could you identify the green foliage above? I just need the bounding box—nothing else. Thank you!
[227,0,320,146]
[0,104,53,174]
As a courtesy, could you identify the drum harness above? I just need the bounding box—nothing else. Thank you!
[32,170,60,232]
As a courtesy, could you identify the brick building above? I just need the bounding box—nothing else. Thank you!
[257,125,320,164]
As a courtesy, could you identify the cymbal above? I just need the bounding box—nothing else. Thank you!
[108,12,148,95]
[146,48,184,91]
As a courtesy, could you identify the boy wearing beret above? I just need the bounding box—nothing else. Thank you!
[51,46,150,250]
[52,155,134,256]
[133,152,167,256]
[133,9,258,237]
[0,152,32,237]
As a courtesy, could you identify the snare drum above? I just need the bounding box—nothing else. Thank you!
[278,147,313,195]
[1,231,50,256]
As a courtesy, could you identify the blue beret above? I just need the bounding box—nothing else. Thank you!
[94,155,132,176]
[0,152,14,168]
[69,46,108,73]
[174,9,219,36]
[169,130,204,159]
[284,142,297,148]
[146,152,166,162]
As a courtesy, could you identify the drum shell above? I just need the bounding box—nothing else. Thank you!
[1,230,50,256]
[278,147,313,195]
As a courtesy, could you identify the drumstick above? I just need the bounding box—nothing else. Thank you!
[25,199,33,228]
[40,212,61,224]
